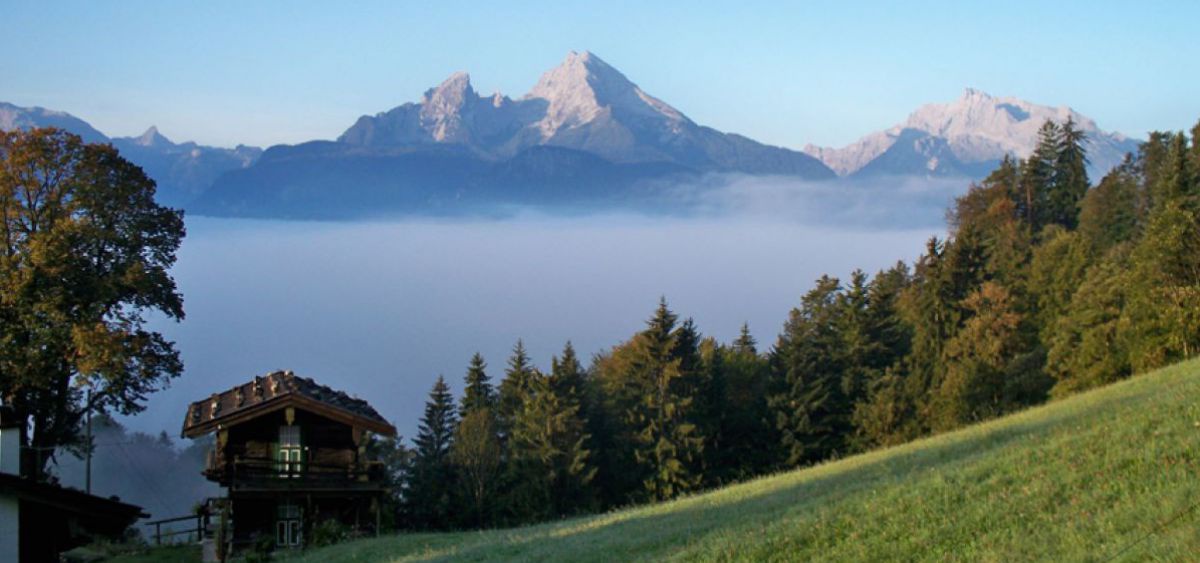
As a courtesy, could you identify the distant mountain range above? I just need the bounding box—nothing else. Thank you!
[0,102,261,207]
[0,52,1143,219]
[193,51,833,218]
[802,88,1139,181]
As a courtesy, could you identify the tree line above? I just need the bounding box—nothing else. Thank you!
[380,117,1200,530]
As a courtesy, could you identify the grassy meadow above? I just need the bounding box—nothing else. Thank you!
[270,358,1200,561]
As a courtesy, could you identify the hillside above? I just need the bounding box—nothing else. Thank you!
[289,358,1200,561]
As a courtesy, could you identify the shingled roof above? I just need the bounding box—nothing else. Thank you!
[181,370,395,438]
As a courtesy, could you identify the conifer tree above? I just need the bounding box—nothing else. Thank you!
[407,376,458,529]
[712,332,774,478]
[837,270,879,406]
[625,299,704,500]
[1122,199,1200,370]
[507,372,596,520]
[548,341,586,405]
[1046,246,1133,396]
[1154,132,1196,210]
[733,322,758,355]
[847,263,912,449]
[1018,120,1061,230]
[933,282,1025,429]
[498,339,537,437]
[1077,161,1141,253]
[451,353,502,528]
[460,352,496,416]
[1050,116,1090,229]
[450,408,501,528]
[1191,120,1200,171]
[695,338,728,485]
[769,276,849,465]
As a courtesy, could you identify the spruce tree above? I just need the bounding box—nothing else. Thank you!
[1154,132,1196,210]
[452,353,502,528]
[450,408,501,528]
[628,299,704,500]
[1018,121,1061,230]
[549,341,586,405]
[498,339,537,437]
[408,376,458,529]
[1050,116,1090,229]
[733,322,757,355]
[1122,199,1200,370]
[460,352,496,417]
[1077,161,1141,253]
[507,372,596,520]
[1046,247,1133,396]
[768,276,849,466]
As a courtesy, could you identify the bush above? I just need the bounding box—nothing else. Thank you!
[310,519,350,547]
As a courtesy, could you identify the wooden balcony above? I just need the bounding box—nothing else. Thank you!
[204,454,387,493]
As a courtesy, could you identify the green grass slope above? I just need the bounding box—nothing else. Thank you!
[293,359,1200,562]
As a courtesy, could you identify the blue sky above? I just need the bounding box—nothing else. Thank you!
[3,1,1196,149]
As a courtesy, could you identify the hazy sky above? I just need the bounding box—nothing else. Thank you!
[3,1,1197,150]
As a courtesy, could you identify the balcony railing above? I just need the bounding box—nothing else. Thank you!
[204,454,386,490]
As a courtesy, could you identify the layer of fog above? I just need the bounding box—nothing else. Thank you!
[123,175,959,443]
[52,417,219,529]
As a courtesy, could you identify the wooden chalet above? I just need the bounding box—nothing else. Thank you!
[181,370,396,551]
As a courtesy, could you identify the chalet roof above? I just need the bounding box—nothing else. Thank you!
[181,370,395,438]
[0,472,148,522]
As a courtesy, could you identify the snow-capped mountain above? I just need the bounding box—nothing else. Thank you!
[0,103,261,207]
[803,89,1139,180]
[338,51,833,177]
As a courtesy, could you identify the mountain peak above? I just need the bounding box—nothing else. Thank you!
[135,125,173,147]
[805,89,1138,179]
[525,51,688,139]
[960,87,993,101]
[529,50,635,101]
[423,71,474,106]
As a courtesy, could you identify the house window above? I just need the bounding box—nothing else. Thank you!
[276,502,302,547]
[278,425,302,477]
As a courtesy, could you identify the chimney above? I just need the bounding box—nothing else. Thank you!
[0,406,20,475]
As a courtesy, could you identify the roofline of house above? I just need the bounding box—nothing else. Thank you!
[181,394,396,439]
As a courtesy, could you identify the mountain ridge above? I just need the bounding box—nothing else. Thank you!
[2,55,1146,218]
[803,88,1138,180]
[0,102,262,207]
[336,51,834,178]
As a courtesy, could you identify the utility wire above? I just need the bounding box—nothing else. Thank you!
[1102,497,1200,562]
[111,440,179,519]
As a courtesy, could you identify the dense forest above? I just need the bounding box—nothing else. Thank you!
[380,117,1200,530]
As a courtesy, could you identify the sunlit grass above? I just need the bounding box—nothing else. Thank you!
[284,358,1200,561]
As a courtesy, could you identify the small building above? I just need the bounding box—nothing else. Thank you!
[0,406,146,562]
[181,370,396,552]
